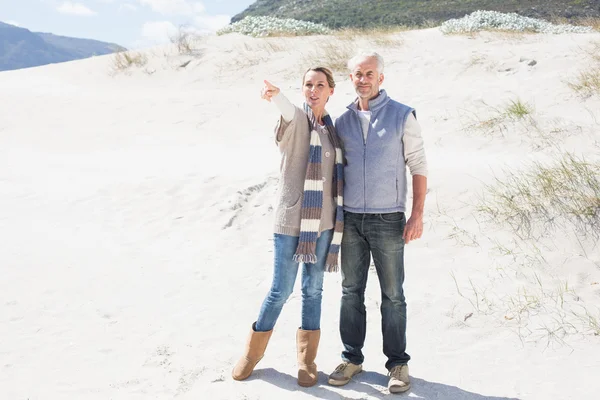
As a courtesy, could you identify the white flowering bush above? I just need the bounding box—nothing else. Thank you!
[440,10,594,34]
[217,16,330,37]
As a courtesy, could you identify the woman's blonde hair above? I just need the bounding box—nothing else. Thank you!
[302,67,336,88]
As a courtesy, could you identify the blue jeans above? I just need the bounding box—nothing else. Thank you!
[339,211,410,370]
[255,229,334,332]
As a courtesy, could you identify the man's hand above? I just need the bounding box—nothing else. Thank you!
[261,80,280,102]
[403,174,427,244]
[403,214,423,244]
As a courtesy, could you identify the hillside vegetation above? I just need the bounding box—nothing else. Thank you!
[232,0,600,28]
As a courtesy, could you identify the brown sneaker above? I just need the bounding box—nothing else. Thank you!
[327,361,362,386]
[388,364,410,393]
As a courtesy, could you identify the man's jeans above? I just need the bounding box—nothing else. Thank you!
[339,211,410,370]
[255,229,334,332]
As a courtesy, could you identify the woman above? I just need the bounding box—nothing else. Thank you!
[232,67,344,387]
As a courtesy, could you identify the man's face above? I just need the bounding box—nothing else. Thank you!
[349,57,384,101]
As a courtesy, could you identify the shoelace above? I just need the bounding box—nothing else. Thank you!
[388,366,406,378]
[334,363,348,373]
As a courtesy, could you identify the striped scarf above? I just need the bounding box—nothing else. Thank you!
[293,103,344,272]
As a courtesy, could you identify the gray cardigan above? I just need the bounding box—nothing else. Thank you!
[272,94,336,236]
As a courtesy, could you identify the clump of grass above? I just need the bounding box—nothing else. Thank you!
[461,99,570,150]
[450,271,494,314]
[452,265,600,345]
[110,51,148,72]
[584,17,600,32]
[215,37,287,72]
[553,16,600,32]
[450,152,600,345]
[568,68,600,96]
[478,153,600,240]
[333,27,404,47]
[474,98,534,125]
[567,41,600,97]
[577,306,600,336]
[170,26,194,55]
[593,41,600,62]
[463,98,535,139]
[300,38,354,74]
[463,54,487,70]
[242,38,286,54]
[505,99,534,119]
[299,29,403,75]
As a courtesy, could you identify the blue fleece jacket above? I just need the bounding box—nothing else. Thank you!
[335,90,417,214]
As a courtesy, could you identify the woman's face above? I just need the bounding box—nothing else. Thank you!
[302,70,334,109]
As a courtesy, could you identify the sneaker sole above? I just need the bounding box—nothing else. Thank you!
[327,377,351,386]
[327,368,363,386]
[389,383,411,394]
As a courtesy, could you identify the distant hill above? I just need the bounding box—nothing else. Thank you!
[231,0,600,28]
[0,21,125,72]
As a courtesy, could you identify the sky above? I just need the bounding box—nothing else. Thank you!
[0,0,256,49]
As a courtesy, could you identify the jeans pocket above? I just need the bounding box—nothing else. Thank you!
[378,212,405,223]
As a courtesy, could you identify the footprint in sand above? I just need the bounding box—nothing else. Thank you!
[222,177,278,229]
[175,367,206,395]
[143,345,174,370]
[109,378,142,389]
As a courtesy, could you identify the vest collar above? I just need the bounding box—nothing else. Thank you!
[347,89,390,114]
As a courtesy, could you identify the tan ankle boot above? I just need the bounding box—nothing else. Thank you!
[296,328,320,387]
[232,322,273,381]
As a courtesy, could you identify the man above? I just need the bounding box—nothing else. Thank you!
[328,52,428,394]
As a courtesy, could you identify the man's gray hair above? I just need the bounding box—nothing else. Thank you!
[347,51,384,73]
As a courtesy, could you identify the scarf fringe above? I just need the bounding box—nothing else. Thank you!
[293,253,318,264]
[325,263,339,273]
[325,252,340,272]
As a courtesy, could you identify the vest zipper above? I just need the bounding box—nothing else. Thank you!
[359,113,367,213]
[363,137,367,213]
